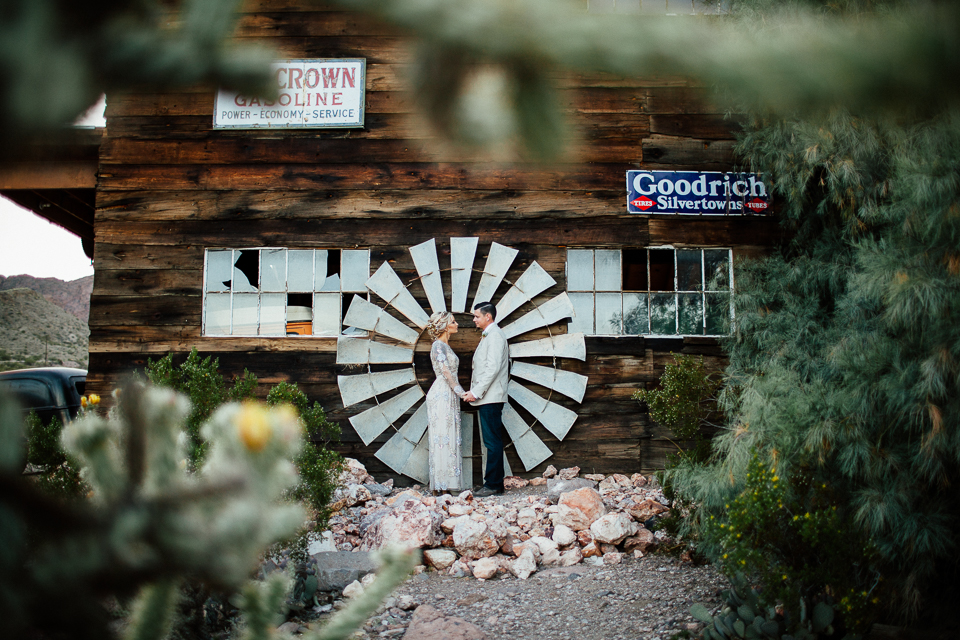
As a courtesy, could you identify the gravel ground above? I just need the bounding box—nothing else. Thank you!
[362,553,726,640]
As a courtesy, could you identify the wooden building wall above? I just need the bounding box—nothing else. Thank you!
[87,0,780,484]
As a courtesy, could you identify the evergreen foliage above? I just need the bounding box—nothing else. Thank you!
[23,411,89,500]
[145,348,258,469]
[0,0,275,154]
[266,381,343,528]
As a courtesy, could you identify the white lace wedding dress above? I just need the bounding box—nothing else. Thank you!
[427,340,465,492]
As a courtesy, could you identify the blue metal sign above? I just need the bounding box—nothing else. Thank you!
[626,170,771,215]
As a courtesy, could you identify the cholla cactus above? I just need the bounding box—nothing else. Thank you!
[60,384,306,589]
[2,383,415,640]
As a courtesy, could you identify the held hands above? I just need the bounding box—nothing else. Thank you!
[462,392,477,402]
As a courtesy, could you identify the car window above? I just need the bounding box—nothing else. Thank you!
[71,376,86,397]
[0,379,55,409]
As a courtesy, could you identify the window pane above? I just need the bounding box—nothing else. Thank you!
[232,294,259,335]
[623,293,648,335]
[205,250,232,292]
[649,249,675,291]
[677,250,702,291]
[650,293,677,334]
[705,292,730,334]
[678,293,704,335]
[288,250,314,292]
[316,249,342,292]
[704,249,730,290]
[286,294,314,336]
[615,0,642,13]
[622,249,648,291]
[313,292,341,336]
[341,250,370,292]
[261,249,286,292]
[260,293,286,336]
[204,293,232,334]
[595,250,621,291]
[595,293,622,335]
[567,250,594,291]
[568,292,594,334]
[232,250,259,292]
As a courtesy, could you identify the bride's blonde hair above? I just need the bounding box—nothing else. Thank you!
[426,311,455,340]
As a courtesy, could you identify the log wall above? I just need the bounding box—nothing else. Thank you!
[88,1,781,484]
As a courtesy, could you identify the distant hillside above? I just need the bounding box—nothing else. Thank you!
[0,288,89,372]
[0,274,93,321]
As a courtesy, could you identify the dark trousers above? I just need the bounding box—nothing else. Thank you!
[478,403,505,491]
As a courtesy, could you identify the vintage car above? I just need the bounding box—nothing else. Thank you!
[0,367,87,426]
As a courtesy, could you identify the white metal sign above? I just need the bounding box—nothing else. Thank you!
[214,59,365,129]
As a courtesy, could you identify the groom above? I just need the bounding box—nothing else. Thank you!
[463,301,510,497]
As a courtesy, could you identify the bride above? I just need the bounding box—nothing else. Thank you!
[426,311,467,493]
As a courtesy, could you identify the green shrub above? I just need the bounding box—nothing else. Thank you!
[266,381,343,529]
[23,412,88,500]
[634,354,720,544]
[145,348,258,469]
[706,452,882,636]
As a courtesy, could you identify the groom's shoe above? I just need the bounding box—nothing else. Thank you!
[475,486,504,497]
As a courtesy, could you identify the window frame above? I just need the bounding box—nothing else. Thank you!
[566,246,734,337]
[201,247,370,338]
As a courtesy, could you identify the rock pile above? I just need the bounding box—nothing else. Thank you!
[323,460,671,583]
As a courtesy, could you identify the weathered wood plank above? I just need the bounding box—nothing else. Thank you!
[96,162,639,191]
[641,135,736,167]
[641,86,724,115]
[95,189,628,221]
[234,11,404,38]
[92,216,653,248]
[88,295,201,326]
[650,114,744,140]
[648,216,781,246]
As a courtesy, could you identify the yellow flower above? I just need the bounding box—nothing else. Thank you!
[89,394,100,405]
[237,403,272,452]
[80,396,88,408]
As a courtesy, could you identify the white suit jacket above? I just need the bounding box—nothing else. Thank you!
[469,323,510,406]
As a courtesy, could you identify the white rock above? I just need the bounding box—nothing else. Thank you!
[541,548,562,565]
[603,551,624,565]
[453,518,499,559]
[559,546,583,567]
[543,465,558,478]
[423,548,458,570]
[527,535,559,556]
[397,595,417,610]
[510,549,538,580]
[448,504,473,517]
[590,512,638,545]
[307,531,336,555]
[516,508,538,528]
[342,580,364,599]
[472,557,500,580]
[551,524,577,548]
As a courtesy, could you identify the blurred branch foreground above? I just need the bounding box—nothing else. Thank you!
[0,385,416,640]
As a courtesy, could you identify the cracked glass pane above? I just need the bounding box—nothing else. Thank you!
[232,250,259,292]
[567,250,594,291]
[313,292,341,336]
[260,293,286,336]
[595,250,621,291]
[704,249,730,290]
[596,293,622,335]
[204,293,231,334]
[261,249,286,292]
[677,250,702,291]
[623,293,648,335]
[651,293,677,334]
[568,292,594,334]
[679,293,704,335]
[317,250,342,292]
[205,250,233,292]
[341,249,371,292]
[232,293,259,335]
[288,250,314,292]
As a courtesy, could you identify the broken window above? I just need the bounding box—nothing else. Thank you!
[566,247,733,336]
[202,248,371,337]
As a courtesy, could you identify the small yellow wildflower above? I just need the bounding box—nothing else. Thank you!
[89,394,101,405]
[237,403,272,452]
